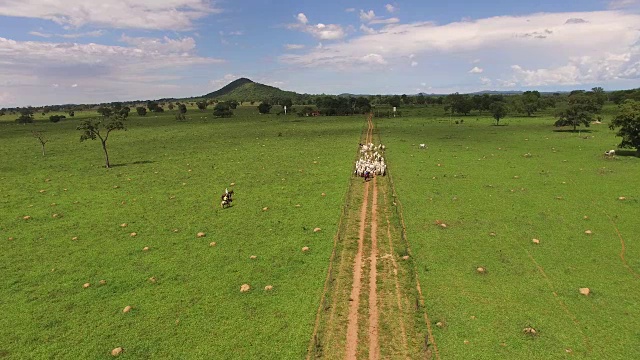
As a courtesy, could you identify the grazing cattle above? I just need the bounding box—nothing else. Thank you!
[220,189,234,208]
[604,149,616,157]
[419,144,426,149]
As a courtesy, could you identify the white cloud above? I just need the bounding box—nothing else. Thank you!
[280,9,640,87]
[0,91,17,105]
[30,30,106,38]
[369,17,400,25]
[287,14,346,40]
[0,0,221,31]
[297,13,308,25]
[210,74,241,89]
[0,35,224,106]
[480,77,492,85]
[360,24,377,35]
[360,10,376,22]
[385,4,396,13]
[284,44,305,50]
[469,66,484,73]
[411,61,418,67]
[608,0,640,9]
[345,8,355,12]
[228,31,243,36]
[361,53,387,65]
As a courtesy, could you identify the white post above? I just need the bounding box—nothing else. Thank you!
[284,106,287,115]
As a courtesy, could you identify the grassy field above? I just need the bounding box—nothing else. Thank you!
[378,105,640,359]
[0,107,363,358]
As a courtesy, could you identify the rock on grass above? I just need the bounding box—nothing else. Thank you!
[313,227,321,233]
[240,284,250,292]
[82,283,91,289]
[579,287,590,296]
[111,347,123,356]
[302,246,310,252]
[264,285,273,291]
[123,306,132,313]
[197,232,206,238]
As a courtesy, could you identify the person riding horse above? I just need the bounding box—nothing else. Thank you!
[221,188,234,208]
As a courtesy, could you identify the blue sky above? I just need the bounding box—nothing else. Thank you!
[0,0,639,107]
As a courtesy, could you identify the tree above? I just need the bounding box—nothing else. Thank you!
[178,104,187,114]
[136,107,147,116]
[168,103,175,110]
[68,111,75,117]
[521,91,542,116]
[591,87,607,107]
[554,94,599,132]
[258,102,272,114]
[281,98,293,110]
[119,106,130,118]
[228,100,239,109]
[15,108,34,124]
[213,103,233,117]
[32,131,48,156]
[77,110,127,168]
[97,106,113,117]
[175,113,187,122]
[609,100,640,156]
[147,101,159,112]
[196,101,208,111]
[490,101,508,125]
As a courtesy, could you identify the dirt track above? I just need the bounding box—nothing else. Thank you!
[307,114,437,359]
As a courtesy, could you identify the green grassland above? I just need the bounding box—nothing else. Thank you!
[378,105,640,359]
[0,107,363,358]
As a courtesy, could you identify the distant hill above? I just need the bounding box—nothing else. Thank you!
[204,78,299,101]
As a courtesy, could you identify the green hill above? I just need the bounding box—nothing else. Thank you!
[204,78,299,102]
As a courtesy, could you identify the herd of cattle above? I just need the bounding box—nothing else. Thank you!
[354,143,387,181]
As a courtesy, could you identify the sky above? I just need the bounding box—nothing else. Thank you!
[0,0,639,107]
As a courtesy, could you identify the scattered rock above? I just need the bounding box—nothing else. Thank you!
[523,327,537,336]
[295,204,301,207]
[23,215,31,220]
[489,232,496,236]
[435,321,444,328]
[302,246,310,252]
[120,223,128,228]
[402,255,410,260]
[464,340,470,345]
[584,230,593,235]
[250,255,257,259]
[82,283,91,289]
[513,176,520,179]
[476,267,486,274]
[72,236,78,241]
[111,347,123,356]
[240,284,250,292]
[262,207,268,211]
[113,185,119,189]
[173,229,179,233]
[321,193,326,196]
[196,232,206,238]
[264,285,273,291]
[45,178,51,182]
[313,227,321,233]
[99,280,107,285]
[148,277,157,283]
[39,189,46,193]
[579,287,590,296]
[532,239,540,244]
[619,196,626,201]
[440,223,447,228]
[209,242,216,247]
[8,237,14,241]
[123,306,132,313]
[230,182,235,186]
[130,232,137,237]
[583,215,589,220]
[52,213,61,218]
[142,246,150,251]
[50,203,56,206]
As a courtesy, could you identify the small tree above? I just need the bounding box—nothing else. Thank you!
[228,100,239,109]
[213,103,233,117]
[147,101,159,112]
[77,110,127,168]
[136,107,147,116]
[609,100,640,156]
[258,102,272,114]
[554,94,598,132]
[196,101,208,111]
[175,113,187,122]
[68,111,75,117]
[15,108,34,124]
[168,103,175,111]
[178,104,187,114]
[32,131,48,156]
[97,106,113,117]
[490,101,508,125]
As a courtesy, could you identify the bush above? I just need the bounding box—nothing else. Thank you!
[49,115,66,123]
[213,103,233,117]
[258,102,272,114]
[136,107,147,116]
